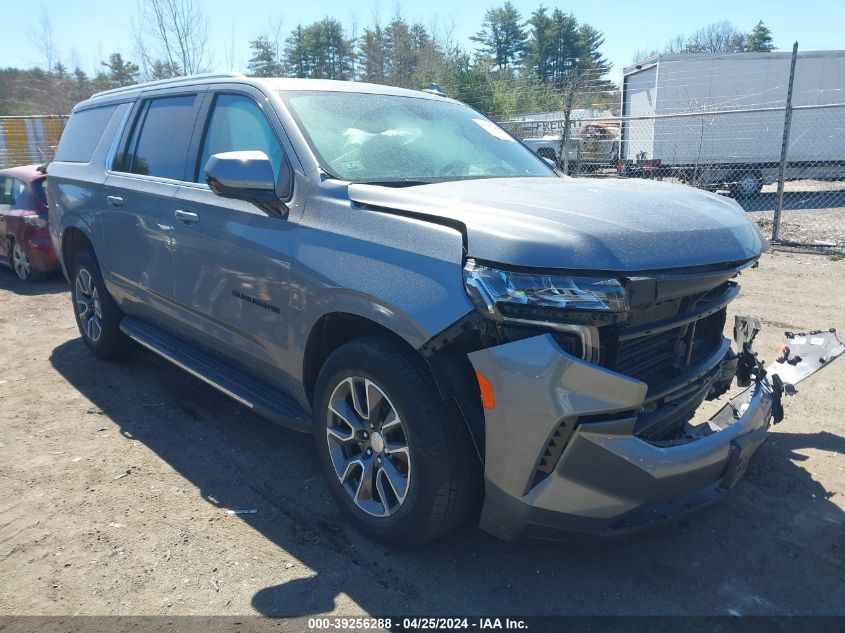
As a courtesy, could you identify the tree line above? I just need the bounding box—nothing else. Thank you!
[1,0,776,121]
[633,20,775,62]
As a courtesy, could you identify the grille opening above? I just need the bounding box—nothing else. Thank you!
[598,283,732,442]
[605,286,729,390]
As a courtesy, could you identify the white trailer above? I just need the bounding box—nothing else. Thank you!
[619,50,845,196]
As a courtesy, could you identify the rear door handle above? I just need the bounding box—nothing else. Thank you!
[174,209,200,224]
[106,195,124,208]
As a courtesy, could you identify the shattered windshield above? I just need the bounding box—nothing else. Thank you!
[281,90,554,184]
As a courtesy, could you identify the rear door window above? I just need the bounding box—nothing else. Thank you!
[54,105,117,163]
[125,95,198,180]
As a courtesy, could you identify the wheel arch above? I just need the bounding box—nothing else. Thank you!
[60,221,96,277]
[302,311,423,406]
[302,308,486,465]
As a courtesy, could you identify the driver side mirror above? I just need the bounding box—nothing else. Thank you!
[204,151,288,217]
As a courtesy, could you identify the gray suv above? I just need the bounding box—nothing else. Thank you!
[48,73,776,546]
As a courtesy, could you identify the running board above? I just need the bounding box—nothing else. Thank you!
[119,316,311,432]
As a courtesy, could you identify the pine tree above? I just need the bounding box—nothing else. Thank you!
[526,7,556,83]
[101,53,139,88]
[359,25,387,84]
[746,20,774,52]
[284,25,310,78]
[548,9,580,87]
[150,60,180,80]
[305,18,354,80]
[470,1,527,70]
[384,17,417,88]
[247,36,282,77]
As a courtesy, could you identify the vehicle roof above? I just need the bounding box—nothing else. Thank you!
[82,73,456,110]
[0,164,46,182]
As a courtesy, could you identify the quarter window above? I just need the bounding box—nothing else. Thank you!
[196,94,284,182]
[12,179,25,205]
[32,178,47,206]
[54,105,117,163]
[126,95,197,180]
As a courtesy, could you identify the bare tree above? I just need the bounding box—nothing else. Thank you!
[29,8,56,71]
[269,16,285,70]
[663,34,689,54]
[557,66,587,175]
[222,23,239,72]
[631,48,659,64]
[132,0,210,79]
[683,21,745,53]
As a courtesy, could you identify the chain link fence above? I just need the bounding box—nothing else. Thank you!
[2,54,844,252]
[498,50,845,251]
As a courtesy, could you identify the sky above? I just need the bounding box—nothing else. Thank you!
[3,0,844,85]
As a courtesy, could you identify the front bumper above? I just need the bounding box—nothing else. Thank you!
[468,332,775,541]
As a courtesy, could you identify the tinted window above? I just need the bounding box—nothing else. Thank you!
[12,179,25,205]
[0,177,11,205]
[127,95,197,180]
[54,105,117,163]
[32,178,47,206]
[196,94,283,182]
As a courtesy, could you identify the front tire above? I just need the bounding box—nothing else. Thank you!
[313,336,481,547]
[71,250,133,359]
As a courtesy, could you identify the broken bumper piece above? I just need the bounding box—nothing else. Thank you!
[467,317,837,542]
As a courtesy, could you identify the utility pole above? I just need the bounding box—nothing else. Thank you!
[772,41,798,242]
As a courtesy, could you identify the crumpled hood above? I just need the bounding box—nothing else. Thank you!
[348,177,765,272]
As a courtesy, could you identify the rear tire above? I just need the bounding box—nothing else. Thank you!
[729,172,762,198]
[313,336,481,547]
[70,250,133,359]
[10,240,47,282]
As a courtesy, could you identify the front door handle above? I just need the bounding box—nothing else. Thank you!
[106,195,124,208]
[174,209,200,224]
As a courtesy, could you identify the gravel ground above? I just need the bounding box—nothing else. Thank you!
[731,180,845,248]
[0,250,844,617]
[749,208,845,249]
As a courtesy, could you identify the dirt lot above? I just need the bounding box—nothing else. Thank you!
[1,250,844,617]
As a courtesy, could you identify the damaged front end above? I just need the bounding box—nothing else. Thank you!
[423,258,842,541]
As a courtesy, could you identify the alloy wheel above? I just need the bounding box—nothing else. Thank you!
[326,376,411,517]
[75,268,103,343]
[12,243,31,280]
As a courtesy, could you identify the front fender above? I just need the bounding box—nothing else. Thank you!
[303,289,432,349]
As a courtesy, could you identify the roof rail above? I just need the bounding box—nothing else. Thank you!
[90,72,245,100]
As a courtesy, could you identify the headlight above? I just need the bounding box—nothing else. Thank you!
[463,259,628,326]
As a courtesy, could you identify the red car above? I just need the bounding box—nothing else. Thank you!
[0,164,59,282]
